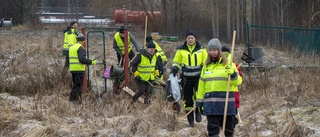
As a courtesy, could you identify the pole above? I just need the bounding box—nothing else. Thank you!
[222,30,236,137]
[82,28,87,93]
[93,64,100,99]
[144,16,148,48]
[124,29,129,87]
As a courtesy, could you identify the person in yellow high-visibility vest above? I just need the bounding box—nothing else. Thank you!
[113,26,141,66]
[63,21,78,69]
[170,30,207,127]
[130,41,163,104]
[196,38,242,137]
[69,34,97,102]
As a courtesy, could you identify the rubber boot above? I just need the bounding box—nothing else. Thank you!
[186,111,194,127]
[195,108,202,122]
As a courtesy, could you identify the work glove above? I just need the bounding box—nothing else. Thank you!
[225,65,235,75]
[91,59,97,65]
[197,107,204,115]
[170,66,179,77]
[196,101,204,115]
[133,71,141,81]
[134,71,139,77]
[154,70,160,77]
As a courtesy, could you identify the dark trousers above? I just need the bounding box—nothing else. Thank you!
[69,72,85,101]
[132,79,152,104]
[64,54,69,69]
[116,50,135,66]
[181,77,199,110]
[207,115,237,136]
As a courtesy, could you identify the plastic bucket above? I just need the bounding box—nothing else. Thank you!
[104,65,124,78]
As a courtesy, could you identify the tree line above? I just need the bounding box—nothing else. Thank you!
[1,0,320,41]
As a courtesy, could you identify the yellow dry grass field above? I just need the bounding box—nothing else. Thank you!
[0,30,320,137]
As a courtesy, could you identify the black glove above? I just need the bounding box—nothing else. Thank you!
[63,50,68,56]
[197,107,204,115]
[170,66,179,77]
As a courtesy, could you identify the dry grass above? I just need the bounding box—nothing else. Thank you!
[0,30,320,137]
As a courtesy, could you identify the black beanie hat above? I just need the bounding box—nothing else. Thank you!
[146,36,153,43]
[186,30,196,38]
[147,41,156,48]
[119,26,125,33]
[221,45,231,53]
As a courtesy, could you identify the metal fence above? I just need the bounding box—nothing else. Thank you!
[0,30,66,94]
[0,28,166,95]
[245,22,320,68]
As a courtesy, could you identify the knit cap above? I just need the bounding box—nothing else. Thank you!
[185,30,196,38]
[147,41,156,48]
[221,45,231,53]
[146,36,153,43]
[77,33,85,41]
[119,26,125,33]
[207,38,222,51]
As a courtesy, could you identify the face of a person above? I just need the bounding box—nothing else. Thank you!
[208,48,219,58]
[120,32,125,38]
[147,48,156,55]
[186,35,196,45]
[71,23,78,28]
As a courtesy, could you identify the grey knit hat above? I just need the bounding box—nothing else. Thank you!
[77,33,85,41]
[207,38,222,51]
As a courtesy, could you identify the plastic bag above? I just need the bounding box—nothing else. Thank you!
[104,66,112,78]
[166,73,181,102]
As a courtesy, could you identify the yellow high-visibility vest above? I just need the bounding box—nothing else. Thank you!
[63,28,77,51]
[137,54,157,81]
[114,32,132,54]
[69,43,85,71]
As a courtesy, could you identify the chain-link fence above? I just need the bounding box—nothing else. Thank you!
[0,28,176,96]
[0,29,120,95]
[245,23,320,67]
[0,30,68,94]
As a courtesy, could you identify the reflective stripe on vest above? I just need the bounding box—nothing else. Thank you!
[174,48,205,77]
[200,63,238,92]
[114,32,132,54]
[69,43,85,71]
